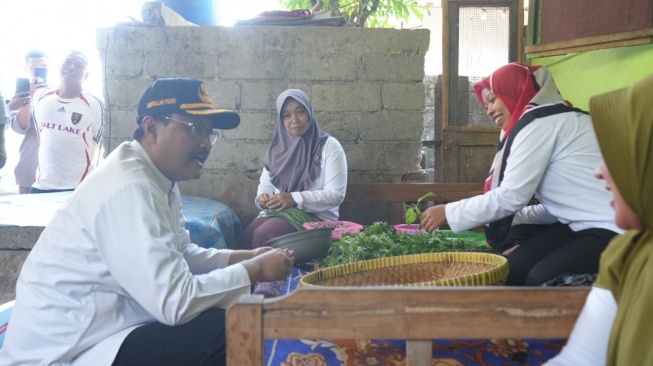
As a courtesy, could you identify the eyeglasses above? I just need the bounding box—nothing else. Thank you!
[164,116,219,145]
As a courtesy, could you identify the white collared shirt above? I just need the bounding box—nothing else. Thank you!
[256,136,348,221]
[0,141,251,365]
[446,108,620,234]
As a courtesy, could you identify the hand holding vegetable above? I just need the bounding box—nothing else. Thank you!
[421,204,447,232]
[241,248,295,283]
[266,192,296,211]
[258,193,271,207]
[252,246,295,260]
[260,207,318,230]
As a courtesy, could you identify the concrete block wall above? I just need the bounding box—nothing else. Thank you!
[97,25,430,224]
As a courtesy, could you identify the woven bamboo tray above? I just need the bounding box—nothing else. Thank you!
[299,252,508,288]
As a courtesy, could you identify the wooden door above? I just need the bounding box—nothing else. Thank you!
[438,0,523,183]
[442,127,499,183]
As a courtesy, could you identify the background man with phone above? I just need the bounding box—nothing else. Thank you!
[8,50,48,193]
[27,50,104,193]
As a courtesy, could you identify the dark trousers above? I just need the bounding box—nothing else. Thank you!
[236,216,297,249]
[504,222,617,286]
[112,308,226,366]
[492,223,550,254]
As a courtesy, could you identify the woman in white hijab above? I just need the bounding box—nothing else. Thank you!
[237,89,348,249]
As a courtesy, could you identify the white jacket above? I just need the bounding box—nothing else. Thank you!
[446,107,620,234]
[256,136,347,221]
[0,141,251,365]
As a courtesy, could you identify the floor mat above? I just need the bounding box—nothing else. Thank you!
[253,268,566,365]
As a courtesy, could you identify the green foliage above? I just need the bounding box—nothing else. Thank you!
[280,0,426,28]
[321,222,490,267]
[402,191,435,225]
[260,207,318,230]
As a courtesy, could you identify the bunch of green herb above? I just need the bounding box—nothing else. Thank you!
[321,221,491,268]
[403,192,435,226]
[260,207,318,231]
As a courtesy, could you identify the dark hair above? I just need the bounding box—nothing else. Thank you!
[25,50,47,63]
[132,114,170,141]
[132,125,145,141]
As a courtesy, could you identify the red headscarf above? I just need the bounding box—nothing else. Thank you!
[474,63,569,193]
[473,62,542,139]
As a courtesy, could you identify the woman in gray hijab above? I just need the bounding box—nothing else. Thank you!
[237,89,348,249]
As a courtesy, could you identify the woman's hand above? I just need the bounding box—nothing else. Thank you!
[267,192,296,211]
[258,193,271,207]
[502,245,520,256]
[420,204,447,232]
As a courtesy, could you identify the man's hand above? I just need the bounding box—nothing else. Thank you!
[266,192,296,211]
[30,78,47,96]
[251,246,295,261]
[8,92,30,112]
[241,248,295,283]
[420,204,447,232]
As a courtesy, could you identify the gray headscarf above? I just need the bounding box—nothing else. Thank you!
[263,89,330,192]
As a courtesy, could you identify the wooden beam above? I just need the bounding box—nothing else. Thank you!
[526,28,653,58]
[258,287,588,340]
[226,294,264,365]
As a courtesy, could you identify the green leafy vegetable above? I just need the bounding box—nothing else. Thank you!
[403,191,435,225]
[260,207,318,230]
[321,221,490,268]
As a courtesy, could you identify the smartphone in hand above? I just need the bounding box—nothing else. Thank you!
[34,67,47,84]
[16,78,31,94]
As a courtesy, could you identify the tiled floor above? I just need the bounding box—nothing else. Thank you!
[0,129,21,196]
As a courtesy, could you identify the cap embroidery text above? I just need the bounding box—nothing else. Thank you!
[147,98,177,109]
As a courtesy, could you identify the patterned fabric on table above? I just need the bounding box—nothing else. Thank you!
[181,196,243,250]
[257,268,567,365]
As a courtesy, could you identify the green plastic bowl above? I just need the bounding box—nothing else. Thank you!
[266,228,333,264]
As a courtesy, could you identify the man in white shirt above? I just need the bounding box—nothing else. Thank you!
[19,50,104,193]
[0,78,295,365]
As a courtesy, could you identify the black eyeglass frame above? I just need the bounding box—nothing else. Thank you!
[163,116,220,145]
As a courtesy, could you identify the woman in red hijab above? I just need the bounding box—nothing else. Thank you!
[421,62,620,285]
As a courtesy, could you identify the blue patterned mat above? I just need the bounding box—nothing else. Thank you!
[254,268,566,366]
[181,196,242,249]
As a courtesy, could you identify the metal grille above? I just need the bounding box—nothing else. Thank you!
[448,2,520,126]
[459,7,510,80]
